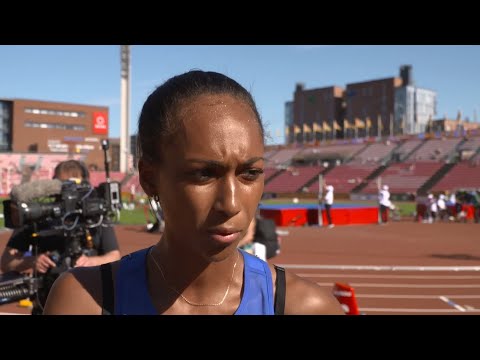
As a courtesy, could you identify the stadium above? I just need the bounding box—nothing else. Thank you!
[0,56,479,315]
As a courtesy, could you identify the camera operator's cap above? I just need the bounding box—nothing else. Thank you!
[69,177,82,184]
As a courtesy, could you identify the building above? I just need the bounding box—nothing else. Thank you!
[130,134,139,169]
[108,137,121,172]
[394,65,437,135]
[0,98,112,170]
[345,76,402,137]
[429,116,480,134]
[284,101,293,144]
[286,65,438,144]
[395,87,436,135]
[287,83,344,145]
[108,136,138,171]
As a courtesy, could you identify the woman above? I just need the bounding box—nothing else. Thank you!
[43,70,344,315]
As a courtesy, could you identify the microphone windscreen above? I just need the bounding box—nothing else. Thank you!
[10,179,63,203]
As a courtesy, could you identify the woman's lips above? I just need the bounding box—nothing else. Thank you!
[207,231,242,244]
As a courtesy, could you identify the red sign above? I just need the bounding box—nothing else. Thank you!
[93,112,108,135]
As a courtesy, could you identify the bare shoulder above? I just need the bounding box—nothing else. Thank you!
[43,261,120,315]
[269,264,344,315]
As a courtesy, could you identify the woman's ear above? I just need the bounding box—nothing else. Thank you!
[138,158,156,197]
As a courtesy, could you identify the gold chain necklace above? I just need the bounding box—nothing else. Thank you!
[149,249,239,307]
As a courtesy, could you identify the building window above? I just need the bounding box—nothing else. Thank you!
[24,107,86,118]
[25,121,86,131]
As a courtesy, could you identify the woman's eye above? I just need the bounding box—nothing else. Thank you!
[242,169,264,181]
[192,169,215,181]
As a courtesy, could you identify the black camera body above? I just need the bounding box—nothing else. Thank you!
[3,179,121,229]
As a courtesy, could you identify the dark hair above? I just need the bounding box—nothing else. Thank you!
[53,160,89,180]
[137,70,264,162]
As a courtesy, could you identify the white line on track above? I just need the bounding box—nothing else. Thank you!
[279,264,480,271]
[360,308,480,313]
[316,282,480,288]
[439,296,466,311]
[297,273,480,279]
[355,294,480,299]
[0,312,26,315]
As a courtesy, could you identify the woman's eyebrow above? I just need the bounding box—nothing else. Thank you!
[185,157,265,167]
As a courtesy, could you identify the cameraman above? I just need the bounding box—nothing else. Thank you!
[0,160,121,313]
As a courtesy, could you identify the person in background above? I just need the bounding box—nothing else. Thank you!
[473,191,480,223]
[129,183,137,206]
[378,184,391,224]
[239,209,281,260]
[324,184,334,228]
[437,194,447,222]
[238,217,267,261]
[43,70,344,315]
[427,193,437,223]
[445,190,456,221]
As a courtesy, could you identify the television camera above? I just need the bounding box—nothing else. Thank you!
[0,139,122,307]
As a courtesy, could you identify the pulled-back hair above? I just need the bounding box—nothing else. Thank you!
[137,70,264,162]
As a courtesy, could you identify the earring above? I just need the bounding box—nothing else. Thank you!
[153,195,160,202]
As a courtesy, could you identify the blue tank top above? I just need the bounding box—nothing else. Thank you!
[114,248,275,315]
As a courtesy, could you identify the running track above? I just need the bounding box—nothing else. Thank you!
[1,222,479,315]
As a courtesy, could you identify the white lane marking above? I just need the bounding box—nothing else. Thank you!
[298,273,480,279]
[278,264,480,271]
[316,282,480,288]
[360,308,480,313]
[355,294,480,299]
[0,312,27,315]
[439,296,466,312]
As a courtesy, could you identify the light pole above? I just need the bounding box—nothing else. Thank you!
[120,45,131,173]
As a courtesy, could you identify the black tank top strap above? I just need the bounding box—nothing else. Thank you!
[100,263,114,315]
[274,265,286,315]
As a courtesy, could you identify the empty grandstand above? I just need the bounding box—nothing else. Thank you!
[261,133,480,200]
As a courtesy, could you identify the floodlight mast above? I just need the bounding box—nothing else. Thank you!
[120,45,131,174]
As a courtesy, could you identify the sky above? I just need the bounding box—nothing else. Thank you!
[1,45,479,145]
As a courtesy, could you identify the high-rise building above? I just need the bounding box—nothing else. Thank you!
[395,64,437,135]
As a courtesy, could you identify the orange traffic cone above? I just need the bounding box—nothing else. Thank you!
[332,282,360,315]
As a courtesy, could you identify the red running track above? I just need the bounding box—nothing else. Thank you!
[1,221,479,315]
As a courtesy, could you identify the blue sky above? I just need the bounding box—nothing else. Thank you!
[1,45,479,144]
